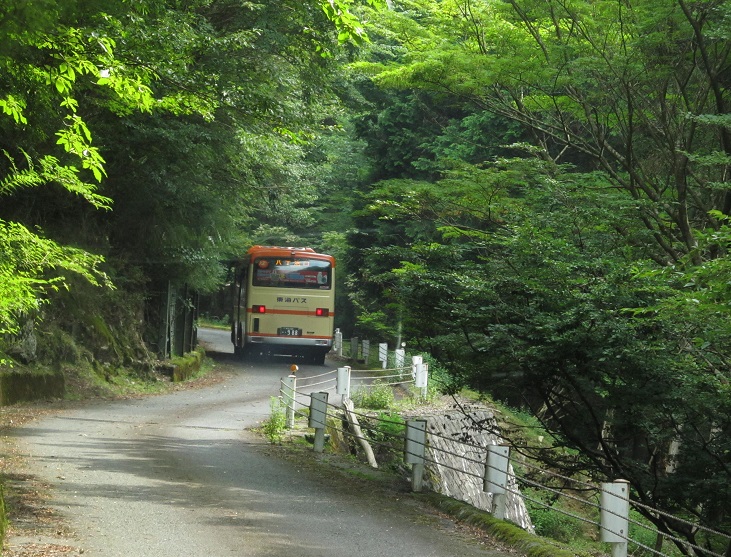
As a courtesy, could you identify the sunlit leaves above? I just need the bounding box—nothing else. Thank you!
[364,0,731,267]
[0,0,157,363]
[322,0,386,46]
[1,151,112,209]
[0,95,28,124]
[0,219,110,363]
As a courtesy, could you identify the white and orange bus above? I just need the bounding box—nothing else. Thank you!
[231,245,335,365]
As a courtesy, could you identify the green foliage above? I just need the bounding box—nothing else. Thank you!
[321,0,386,47]
[2,0,380,366]
[372,411,404,438]
[0,219,110,363]
[351,380,395,410]
[525,491,585,544]
[344,96,731,543]
[0,0,158,363]
[261,397,288,444]
[1,150,112,209]
[626,510,685,557]
[363,0,731,264]
[359,411,405,467]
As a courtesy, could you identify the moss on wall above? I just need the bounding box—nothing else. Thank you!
[169,349,205,382]
[420,493,578,557]
[0,368,65,406]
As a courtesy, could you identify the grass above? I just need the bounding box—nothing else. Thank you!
[261,397,288,444]
[350,381,395,410]
[197,315,230,330]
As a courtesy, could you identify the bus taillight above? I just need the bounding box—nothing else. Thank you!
[315,308,329,317]
[253,305,266,313]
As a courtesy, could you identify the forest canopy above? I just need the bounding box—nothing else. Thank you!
[344,0,731,551]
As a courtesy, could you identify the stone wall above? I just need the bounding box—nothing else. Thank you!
[0,368,65,405]
[420,407,534,532]
[155,348,205,382]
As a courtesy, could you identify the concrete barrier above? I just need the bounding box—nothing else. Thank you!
[0,368,65,405]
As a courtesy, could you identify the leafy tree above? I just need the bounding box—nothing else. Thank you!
[363,0,731,264]
[0,0,387,362]
[342,1,731,549]
[349,154,731,551]
[0,0,155,363]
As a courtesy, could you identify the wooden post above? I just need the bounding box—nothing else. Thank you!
[342,399,378,468]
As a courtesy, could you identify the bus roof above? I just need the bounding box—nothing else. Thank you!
[246,245,335,266]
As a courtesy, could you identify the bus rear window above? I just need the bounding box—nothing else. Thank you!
[252,258,332,289]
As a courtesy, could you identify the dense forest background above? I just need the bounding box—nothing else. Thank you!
[1,0,730,553]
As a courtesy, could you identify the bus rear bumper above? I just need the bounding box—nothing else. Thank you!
[246,336,332,349]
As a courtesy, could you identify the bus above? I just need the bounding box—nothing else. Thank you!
[231,245,335,365]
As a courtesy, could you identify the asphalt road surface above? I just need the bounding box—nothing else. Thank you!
[7,328,513,557]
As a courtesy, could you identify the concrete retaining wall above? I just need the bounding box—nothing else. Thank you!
[421,408,534,532]
[0,369,65,406]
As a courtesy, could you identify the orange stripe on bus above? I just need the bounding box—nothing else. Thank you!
[246,309,335,317]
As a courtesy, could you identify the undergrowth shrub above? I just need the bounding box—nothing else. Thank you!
[262,396,287,444]
[351,380,394,410]
[525,490,584,543]
[361,411,406,468]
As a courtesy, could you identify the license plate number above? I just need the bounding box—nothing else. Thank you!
[278,327,302,336]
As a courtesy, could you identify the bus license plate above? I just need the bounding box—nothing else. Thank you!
[278,327,302,337]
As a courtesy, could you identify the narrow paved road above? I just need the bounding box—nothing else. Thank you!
[5,329,511,557]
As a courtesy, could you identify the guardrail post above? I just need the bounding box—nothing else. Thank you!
[405,419,427,492]
[334,329,343,357]
[484,445,510,519]
[414,361,429,399]
[378,342,388,369]
[337,366,351,400]
[395,348,405,369]
[308,392,329,453]
[282,372,296,429]
[362,340,370,364]
[411,355,422,378]
[350,337,359,361]
[601,480,629,557]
